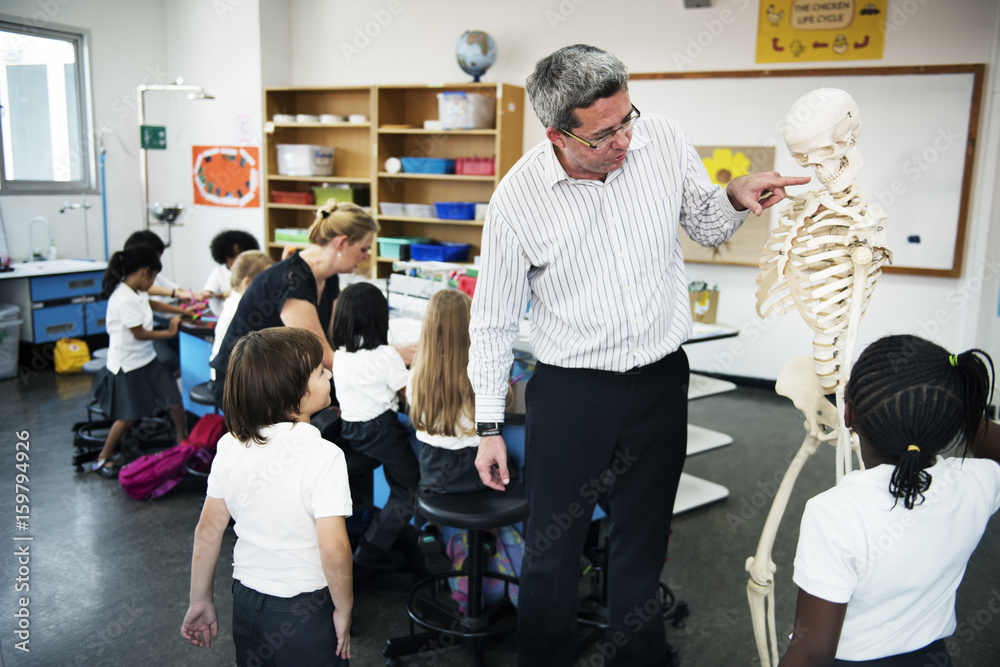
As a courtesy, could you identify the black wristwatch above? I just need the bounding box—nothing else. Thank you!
[476,422,503,437]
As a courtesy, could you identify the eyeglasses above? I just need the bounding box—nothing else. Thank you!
[560,105,640,150]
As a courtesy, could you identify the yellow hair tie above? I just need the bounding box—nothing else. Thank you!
[949,355,958,367]
[907,445,920,453]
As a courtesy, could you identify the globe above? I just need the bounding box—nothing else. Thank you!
[457,31,497,82]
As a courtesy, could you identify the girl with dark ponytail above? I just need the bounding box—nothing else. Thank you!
[90,244,187,478]
[781,334,1000,667]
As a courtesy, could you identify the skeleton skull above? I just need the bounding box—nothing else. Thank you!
[783,88,862,194]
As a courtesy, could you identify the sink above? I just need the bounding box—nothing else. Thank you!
[2,259,106,277]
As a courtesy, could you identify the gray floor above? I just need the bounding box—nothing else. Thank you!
[1,370,998,667]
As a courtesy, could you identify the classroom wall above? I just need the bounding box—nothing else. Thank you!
[1,0,997,381]
[282,0,1000,381]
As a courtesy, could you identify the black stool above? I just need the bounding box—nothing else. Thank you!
[82,357,108,420]
[189,381,220,414]
[383,483,529,666]
[576,520,688,665]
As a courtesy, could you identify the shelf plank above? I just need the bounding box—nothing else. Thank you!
[377,172,494,182]
[377,128,495,135]
[376,215,484,227]
[271,122,370,128]
[268,175,371,184]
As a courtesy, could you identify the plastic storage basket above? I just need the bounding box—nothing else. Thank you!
[455,157,495,176]
[274,228,310,244]
[403,203,435,218]
[313,186,370,207]
[434,202,476,220]
[271,190,314,205]
[437,92,496,130]
[377,236,432,260]
[409,242,471,262]
[276,144,334,176]
[379,202,406,216]
[400,157,455,174]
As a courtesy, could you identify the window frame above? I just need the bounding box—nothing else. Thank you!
[0,15,97,195]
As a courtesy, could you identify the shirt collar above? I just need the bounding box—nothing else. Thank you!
[542,119,652,189]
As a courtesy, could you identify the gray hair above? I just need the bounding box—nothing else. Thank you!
[525,44,629,130]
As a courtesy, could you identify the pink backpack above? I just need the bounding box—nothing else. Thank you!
[119,443,197,500]
[119,414,226,500]
[446,525,524,613]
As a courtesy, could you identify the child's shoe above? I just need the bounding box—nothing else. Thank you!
[353,537,404,570]
[418,526,452,575]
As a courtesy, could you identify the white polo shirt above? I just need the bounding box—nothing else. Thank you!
[332,345,409,422]
[105,283,157,373]
[793,456,1000,660]
[207,422,352,598]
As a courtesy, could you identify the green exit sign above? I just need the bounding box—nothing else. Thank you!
[140,125,167,150]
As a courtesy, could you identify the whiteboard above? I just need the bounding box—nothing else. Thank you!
[629,66,984,277]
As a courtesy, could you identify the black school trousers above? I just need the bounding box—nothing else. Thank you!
[517,349,689,667]
[340,410,419,553]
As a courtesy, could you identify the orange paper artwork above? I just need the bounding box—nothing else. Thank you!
[192,146,260,208]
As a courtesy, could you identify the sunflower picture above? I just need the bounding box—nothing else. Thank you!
[679,145,775,267]
[701,148,751,187]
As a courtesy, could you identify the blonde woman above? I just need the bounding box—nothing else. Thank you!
[209,201,377,403]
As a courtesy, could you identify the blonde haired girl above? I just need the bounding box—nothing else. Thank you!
[409,290,514,495]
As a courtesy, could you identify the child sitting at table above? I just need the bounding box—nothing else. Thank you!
[407,289,516,572]
[203,230,260,316]
[209,250,273,385]
[331,282,418,571]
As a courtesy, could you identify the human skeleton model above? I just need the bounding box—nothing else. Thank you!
[745,89,891,667]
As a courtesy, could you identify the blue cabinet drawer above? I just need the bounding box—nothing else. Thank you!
[30,271,103,301]
[32,304,85,342]
[85,300,108,335]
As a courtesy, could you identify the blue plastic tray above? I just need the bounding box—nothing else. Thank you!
[409,242,471,262]
[400,157,455,174]
[433,202,476,220]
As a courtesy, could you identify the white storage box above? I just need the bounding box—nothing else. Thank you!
[403,203,435,218]
[437,92,496,130]
[0,303,23,380]
[276,144,334,177]
[379,202,405,216]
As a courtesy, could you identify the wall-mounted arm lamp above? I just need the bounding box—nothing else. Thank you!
[136,78,215,242]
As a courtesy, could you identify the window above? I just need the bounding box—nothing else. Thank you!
[0,18,95,194]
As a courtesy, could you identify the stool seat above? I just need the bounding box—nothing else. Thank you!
[82,358,105,376]
[189,381,220,413]
[92,348,108,359]
[417,483,529,531]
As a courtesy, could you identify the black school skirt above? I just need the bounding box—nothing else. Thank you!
[92,359,182,421]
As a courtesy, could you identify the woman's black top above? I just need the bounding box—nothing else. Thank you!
[210,251,338,395]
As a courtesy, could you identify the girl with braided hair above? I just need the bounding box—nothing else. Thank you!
[780,334,1000,667]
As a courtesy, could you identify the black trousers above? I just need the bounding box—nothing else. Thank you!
[231,580,348,666]
[340,410,419,552]
[833,639,952,666]
[518,349,689,667]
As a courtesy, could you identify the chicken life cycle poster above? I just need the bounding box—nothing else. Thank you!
[756,1,888,64]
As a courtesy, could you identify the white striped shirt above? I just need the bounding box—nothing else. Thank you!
[469,115,747,422]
